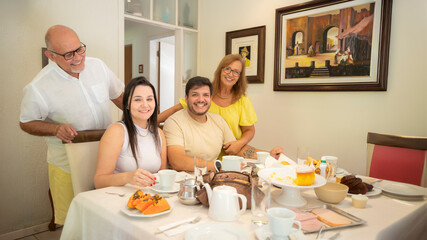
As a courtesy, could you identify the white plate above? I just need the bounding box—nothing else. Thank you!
[255,225,302,240]
[336,167,350,175]
[348,187,382,197]
[185,223,249,240]
[151,183,180,193]
[120,205,173,218]
[375,181,427,197]
[258,167,327,189]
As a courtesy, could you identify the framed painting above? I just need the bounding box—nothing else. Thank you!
[226,26,266,83]
[273,0,392,91]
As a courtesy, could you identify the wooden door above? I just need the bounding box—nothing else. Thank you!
[124,44,132,86]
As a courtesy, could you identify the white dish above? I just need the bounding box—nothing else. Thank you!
[258,167,327,189]
[120,205,173,218]
[348,187,382,197]
[375,181,427,197]
[151,183,180,193]
[185,223,249,240]
[336,167,350,175]
[255,224,302,240]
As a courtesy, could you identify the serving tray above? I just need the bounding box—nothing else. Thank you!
[303,205,366,234]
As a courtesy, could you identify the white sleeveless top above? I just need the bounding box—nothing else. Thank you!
[114,122,162,173]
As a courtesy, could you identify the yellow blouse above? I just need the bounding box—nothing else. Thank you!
[179,95,257,140]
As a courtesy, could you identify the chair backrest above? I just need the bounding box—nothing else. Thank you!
[64,129,105,196]
[366,132,427,187]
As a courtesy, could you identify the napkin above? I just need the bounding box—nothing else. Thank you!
[264,153,297,168]
[157,216,202,237]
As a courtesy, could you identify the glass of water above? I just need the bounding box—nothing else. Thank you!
[251,177,271,226]
[194,154,207,183]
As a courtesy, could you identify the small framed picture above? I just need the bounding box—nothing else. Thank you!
[226,26,266,83]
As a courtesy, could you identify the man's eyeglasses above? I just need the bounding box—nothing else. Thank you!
[48,43,86,60]
[222,67,241,77]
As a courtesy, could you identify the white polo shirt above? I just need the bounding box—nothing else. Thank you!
[20,57,124,173]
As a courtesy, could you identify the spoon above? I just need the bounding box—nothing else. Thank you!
[105,192,125,197]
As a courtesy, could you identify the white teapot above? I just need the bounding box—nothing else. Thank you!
[203,184,247,221]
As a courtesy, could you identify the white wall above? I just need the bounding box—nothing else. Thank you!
[199,0,427,174]
[1,0,426,236]
[0,0,121,236]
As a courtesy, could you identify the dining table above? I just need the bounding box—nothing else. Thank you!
[60,171,426,240]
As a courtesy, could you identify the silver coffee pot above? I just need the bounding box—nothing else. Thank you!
[177,178,201,205]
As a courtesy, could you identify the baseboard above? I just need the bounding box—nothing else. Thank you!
[0,222,57,240]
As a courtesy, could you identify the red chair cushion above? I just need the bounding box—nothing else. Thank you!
[370,145,426,186]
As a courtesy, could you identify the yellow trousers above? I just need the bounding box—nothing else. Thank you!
[48,164,74,225]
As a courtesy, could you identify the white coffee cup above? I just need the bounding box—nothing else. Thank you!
[267,207,302,238]
[256,151,270,165]
[215,155,242,171]
[158,169,177,190]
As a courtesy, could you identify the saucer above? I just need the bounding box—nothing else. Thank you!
[255,225,295,240]
[152,183,180,193]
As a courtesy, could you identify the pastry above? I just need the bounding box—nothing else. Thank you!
[340,175,370,194]
[296,165,315,186]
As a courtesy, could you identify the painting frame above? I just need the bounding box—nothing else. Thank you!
[274,0,392,91]
[226,26,266,84]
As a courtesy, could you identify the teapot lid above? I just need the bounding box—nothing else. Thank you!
[213,185,236,192]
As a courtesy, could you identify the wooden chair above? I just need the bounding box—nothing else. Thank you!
[366,132,427,187]
[48,129,105,231]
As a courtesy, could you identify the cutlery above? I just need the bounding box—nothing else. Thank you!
[316,226,325,239]
[372,179,383,184]
[155,216,201,234]
[105,192,125,197]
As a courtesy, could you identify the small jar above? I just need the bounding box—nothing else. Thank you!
[352,194,368,208]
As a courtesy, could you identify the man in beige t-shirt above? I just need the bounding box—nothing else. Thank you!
[163,76,282,172]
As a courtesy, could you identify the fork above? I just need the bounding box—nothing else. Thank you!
[155,216,201,234]
[105,192,125,197]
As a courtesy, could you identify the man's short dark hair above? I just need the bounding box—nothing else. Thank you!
[185,76,212,96]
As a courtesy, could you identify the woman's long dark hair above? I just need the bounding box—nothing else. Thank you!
[122,77,160,163]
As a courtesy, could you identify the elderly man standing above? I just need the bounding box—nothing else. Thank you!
[163,76,282,172]
[19,25,124,225]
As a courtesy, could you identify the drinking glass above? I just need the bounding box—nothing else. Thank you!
[297,146,310,165]
[194,154,207,182]
[251,177,271,226]
[321,156,338,181]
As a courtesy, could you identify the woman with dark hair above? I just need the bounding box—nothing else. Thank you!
[158,54,257,155]
[94,77,167,188]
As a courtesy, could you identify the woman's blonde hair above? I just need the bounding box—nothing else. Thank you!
[212,54,247,100]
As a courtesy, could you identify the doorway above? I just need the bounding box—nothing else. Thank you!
[150,36,175,113]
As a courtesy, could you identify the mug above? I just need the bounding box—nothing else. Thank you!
[215,155,242,171]
[158,169,177,191]
[267,207,302,238]
[256,152,270,165]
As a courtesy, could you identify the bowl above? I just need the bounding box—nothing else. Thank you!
[351,194,368,208]
[314,182,349,204]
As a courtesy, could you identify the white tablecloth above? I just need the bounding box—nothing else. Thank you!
[60,183,426,240]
